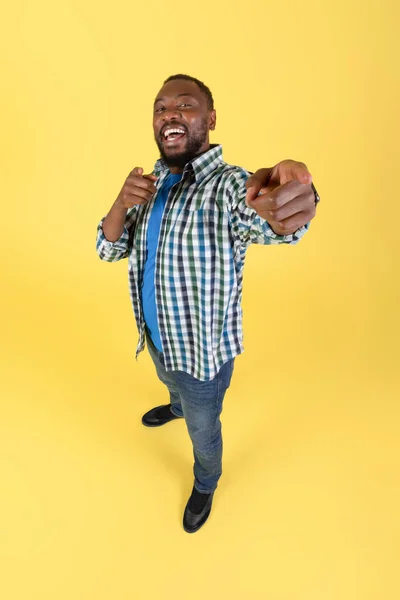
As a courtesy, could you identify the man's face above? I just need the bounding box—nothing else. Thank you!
[153,79,216,169]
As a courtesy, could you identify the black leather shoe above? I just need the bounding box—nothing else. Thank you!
[141,404,183,427]
[183,486,214,533]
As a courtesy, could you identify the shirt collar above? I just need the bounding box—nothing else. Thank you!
[153,144,224,185]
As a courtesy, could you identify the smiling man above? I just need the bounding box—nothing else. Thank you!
[96,74,319,533]
[154,83,215,171]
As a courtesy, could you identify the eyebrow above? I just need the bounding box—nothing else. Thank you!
[153,93,197,106]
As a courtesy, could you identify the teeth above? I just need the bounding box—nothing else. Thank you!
[164,128,185,138]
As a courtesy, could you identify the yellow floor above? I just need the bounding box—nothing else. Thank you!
[1,254,398,599]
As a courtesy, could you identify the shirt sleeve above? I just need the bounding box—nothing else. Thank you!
[96,206,139,262]
[227,169,310,249]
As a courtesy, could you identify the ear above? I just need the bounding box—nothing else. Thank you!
[209,109,217,131]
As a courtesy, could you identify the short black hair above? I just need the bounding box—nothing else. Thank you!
[163,74,214,111]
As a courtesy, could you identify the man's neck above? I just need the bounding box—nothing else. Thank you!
[169,166,184,174]
[166,144,212,174]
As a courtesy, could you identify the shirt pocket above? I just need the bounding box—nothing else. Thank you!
[165,206,220,235]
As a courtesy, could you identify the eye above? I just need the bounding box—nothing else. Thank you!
[155,106,165,113]
[178,103,191,108]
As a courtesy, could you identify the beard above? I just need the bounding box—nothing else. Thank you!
[155,117,209,169]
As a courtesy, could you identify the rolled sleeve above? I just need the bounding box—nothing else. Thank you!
[95,207,138,262]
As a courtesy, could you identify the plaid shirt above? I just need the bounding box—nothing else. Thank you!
[96,144,309,381]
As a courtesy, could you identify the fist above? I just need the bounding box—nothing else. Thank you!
[116,167,158,209]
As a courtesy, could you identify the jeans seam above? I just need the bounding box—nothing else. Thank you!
[216,370,220,405]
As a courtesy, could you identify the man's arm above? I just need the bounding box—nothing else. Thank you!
[96,166,157,262]
[96,202,138,262]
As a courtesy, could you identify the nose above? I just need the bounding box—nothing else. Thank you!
[162,109,182,121]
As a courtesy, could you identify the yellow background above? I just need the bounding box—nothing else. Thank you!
[1,0,399,598]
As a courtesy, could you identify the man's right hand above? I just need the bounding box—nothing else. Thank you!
[116,167,158,209]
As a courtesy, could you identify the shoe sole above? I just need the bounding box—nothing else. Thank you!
[141,417,183,427]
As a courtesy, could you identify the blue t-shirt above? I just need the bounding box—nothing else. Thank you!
[141,171,182,352]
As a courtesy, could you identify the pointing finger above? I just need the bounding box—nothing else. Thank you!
[282,162,312,185]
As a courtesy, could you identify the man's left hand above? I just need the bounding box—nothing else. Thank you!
[245,160,317,235]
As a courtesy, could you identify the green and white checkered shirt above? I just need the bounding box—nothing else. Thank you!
[96,144,309,381]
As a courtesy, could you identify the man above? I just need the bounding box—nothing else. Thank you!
[96,74,319,533]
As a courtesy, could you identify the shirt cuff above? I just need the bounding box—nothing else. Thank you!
[97,218,130,250]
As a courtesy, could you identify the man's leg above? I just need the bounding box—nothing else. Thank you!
[172,358,235,532]
[144,329,184,418]
[173,357,235,493]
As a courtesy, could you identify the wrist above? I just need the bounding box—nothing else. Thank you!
[114,197,129,212]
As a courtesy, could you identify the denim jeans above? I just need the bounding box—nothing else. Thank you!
[145,327,235,494]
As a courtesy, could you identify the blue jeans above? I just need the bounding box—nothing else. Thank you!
[145,328,235,494]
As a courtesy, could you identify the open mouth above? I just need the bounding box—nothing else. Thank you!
[162,127,187,146]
